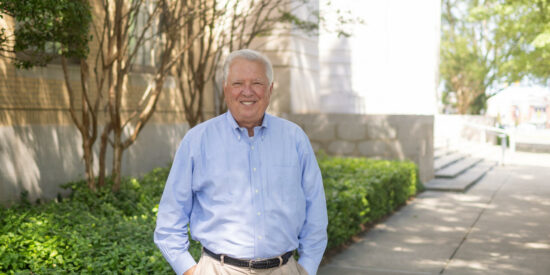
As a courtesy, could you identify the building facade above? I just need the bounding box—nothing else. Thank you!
[1,0,439,205]
[487,85,550,129]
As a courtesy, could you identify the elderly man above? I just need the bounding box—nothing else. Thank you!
[154,49,328,275]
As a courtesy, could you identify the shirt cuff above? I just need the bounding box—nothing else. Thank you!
[173,251,197,275]
[298,257,317,275]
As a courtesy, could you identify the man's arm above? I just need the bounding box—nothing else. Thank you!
[154,139,197,275]
[297,132,329,275]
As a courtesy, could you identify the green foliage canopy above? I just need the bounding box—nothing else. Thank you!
[495,0,550,85]
[0,0,91,68]
[439,0,550,114]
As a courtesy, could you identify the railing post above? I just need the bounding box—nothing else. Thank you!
[509,131,516,154]
[499,133,506,166]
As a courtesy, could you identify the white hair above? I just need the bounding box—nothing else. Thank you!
[222,49,273,85]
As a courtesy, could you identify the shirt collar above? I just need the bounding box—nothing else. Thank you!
[225,111,269,140]
[225,110,241,130]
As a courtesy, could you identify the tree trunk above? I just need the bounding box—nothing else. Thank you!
[82,138,96,191]
[61,56,97,191]
[111,134,123,192]
[98,123,111,187]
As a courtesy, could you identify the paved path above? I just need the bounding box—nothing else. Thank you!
[319,152,550,275]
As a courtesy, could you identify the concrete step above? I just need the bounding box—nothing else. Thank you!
[425,161,497,192]
[434,147,453,160]
[434,152,466,171]
[435,157,483,178]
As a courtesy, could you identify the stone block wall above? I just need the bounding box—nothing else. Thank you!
[0,123,188,206]
[285,113,434,184]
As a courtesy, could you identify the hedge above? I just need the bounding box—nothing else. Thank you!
[0,156,421,273]
[318,155,422,250]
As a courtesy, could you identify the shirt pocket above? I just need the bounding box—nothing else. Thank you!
[268,165,301,203]
[200,156,246,202]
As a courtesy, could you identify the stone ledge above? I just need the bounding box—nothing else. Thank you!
[328,140,356,155]
[337,123,366,141]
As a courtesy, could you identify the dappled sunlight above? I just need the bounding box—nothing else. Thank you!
[524,242,550,249]
[374,224,397,232]
[525,222,540,227]
[447,252,540,274]
[448,256,530,274]
[493,208,528,217]
[414,196,489,215]
[404,236,441,245]
[488,252,510,259]
[442,216,460,222]
[502,233,524,239]
[376,221,469,236]
[511,194,550,206]
[0,15,15,79]
[518,174,535,180]
[464,202,495,209]
[467,237,502,244]
[450,259,488,271]
[392,246,414,252]
[451,194,484,202]
[0,126,42,204]
[415,205,460,215]
[415,197,457,209]
[433,225,467,233]
[416,259,447,269]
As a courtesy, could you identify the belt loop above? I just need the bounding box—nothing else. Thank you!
[278,256,283,267]
[220,255,224,266]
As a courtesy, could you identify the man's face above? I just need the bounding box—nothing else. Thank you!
[224,58,273,129]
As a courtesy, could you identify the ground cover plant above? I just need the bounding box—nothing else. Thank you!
[0,156,421,273]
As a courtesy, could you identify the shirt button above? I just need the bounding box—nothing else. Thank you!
[258,236,262,240]
[253,167,256,172]
[255,189,259,193]
[257,212,261,216]
[251,145,254,150]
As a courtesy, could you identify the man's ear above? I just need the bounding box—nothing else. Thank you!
[222,83,228,103]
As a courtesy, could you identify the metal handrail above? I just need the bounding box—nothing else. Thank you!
[462,121,516,165]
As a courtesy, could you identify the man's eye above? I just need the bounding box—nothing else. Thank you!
[232,82,242,87]
[253,82,264,86]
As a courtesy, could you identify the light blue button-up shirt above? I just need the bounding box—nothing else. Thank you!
[154,111,328,275]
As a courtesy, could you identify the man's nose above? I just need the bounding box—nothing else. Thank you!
[241,83,254,95]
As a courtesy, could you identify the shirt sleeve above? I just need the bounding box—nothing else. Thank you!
[154,138,196,275]
[296,131,328,275]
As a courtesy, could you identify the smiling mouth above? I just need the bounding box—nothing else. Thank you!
[241,101,256,105]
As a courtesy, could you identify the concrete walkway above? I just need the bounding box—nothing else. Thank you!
[319,152,550,275]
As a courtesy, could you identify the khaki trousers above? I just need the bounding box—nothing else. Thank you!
[194,252,309,275]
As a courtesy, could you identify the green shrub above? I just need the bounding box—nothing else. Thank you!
[0,157,421,273]
[318,155,421,250]
[0,168,197,274]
